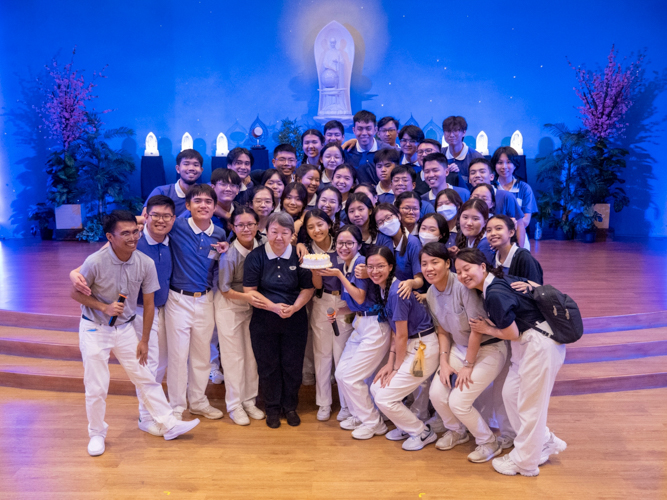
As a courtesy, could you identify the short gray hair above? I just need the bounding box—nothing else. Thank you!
[267,212,295,234]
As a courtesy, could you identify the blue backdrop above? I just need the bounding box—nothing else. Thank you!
[1,0,665,237]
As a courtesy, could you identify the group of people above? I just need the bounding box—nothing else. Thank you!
[70,110,567,477]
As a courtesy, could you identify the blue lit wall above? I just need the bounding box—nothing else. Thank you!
[1,0,665,237]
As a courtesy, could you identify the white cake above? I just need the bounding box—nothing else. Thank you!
[301,253,332,269]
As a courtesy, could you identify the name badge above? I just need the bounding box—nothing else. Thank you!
[289,265,297,271]
[208,250,219,260]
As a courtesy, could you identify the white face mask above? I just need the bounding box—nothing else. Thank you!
[419,232,440,245]
[437,204,458,221]
[378,217,401,237]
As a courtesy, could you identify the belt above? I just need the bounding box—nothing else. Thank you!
[408,326,435,339]
[170,285,211,298]
[82,314,136,325]
[481,337,503,347]
[356,310,379,317]
[323,289,341,296]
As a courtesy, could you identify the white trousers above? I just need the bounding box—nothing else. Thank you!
[214,292,259,412]
[165,289,216,413]
[210,328,220,372]
[430,341,508,444]
[79,319,178,438]
[311,293,354,407]
[504,323,566,470]
[409,376,434,421]
[133,305,168,422]
[371,334,440,437]
[335,316,391,427]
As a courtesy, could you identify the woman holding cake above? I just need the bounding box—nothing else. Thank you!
[301,209,354,422]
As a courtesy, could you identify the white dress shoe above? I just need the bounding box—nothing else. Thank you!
[87,436,105,457]
[164,419,200,441]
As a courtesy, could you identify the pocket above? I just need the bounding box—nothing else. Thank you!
[127,278,142,301]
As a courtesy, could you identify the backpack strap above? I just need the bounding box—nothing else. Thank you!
[515,316,552,338]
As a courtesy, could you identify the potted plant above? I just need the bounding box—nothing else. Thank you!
[28,203,55,240]
[277,118,303,158]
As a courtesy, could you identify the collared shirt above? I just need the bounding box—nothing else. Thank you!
[356,138,379,153]
[391,233,423,281]
[427,272,491,347]
[445,143,469,162]
[495,243,520,271]
[496,178,538,215]
[442,144,483,187]
[218,238,260,294]
[376,183,393,196]
[145,181,190,216]
[79,245,160,325]
[136,226,171,308]
[467,233,496,264]
[307,195,318,207]
[483,275,545,331]
[490,188,525,219]
[169,217,226,292]
[424,185,470,203]
[341,253,378,312]
[243,243,313,305]
[311,239,342,293]
[383,279,433,335]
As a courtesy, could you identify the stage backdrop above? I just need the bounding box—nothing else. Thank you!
[0,0,665,237]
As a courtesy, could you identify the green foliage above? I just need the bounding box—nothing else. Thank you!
[45,148,80,205]
[277,118,303,158]
[76,218,104,242]
[28,203,55,229]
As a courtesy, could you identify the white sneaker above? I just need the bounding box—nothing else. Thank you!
[317,405,332,421]
[468,440,502,463]
[540,432,567,465]
[336,407,352,421]
[243,403,265,420]
[352,421,388,440]
[340,416,362,430]
[302,373,316,386]
[492,454,539,477]
[87,436,105,457]
[497,435,515,449]
[385,428,409,441]
[425,413,445,434]
[190,405,224,420]
[230,407,250,426]
[209,368,224,384]
[164,419,200,441]
[173,410,183,421]
[402,425,437,451]
[138,418,163,436]
[435,429,469,450]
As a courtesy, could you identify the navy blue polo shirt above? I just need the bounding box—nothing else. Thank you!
[483,275,545,331]
[169,217,226,292]
[180,206,235,238]
[235,183,254,206]
[243,243,313,305]
[145,182,190,216]
[340,254,379,312]
[421,186,470,204]
[378,193,435,219]
[392,233,423,281]
[383,279,433,336]
[136,229,172,308]
[493,189,524,219]
[345,139,391,185]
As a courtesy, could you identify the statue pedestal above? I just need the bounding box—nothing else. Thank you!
[314,113,353,127]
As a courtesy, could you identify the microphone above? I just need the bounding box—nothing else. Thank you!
[327,307,340,337]
[108,293,127,326]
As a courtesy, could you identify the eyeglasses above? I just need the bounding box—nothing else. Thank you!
[400,139,418,146]
[367,264,388,272]
[117,229,141,240]
[336,241,357,249]
[400,206,420,214]
[234,222,257,230]
[417,149,439,156]
[379,127,397,133]
[376,215,397,226]
[148,213,174,222]
[275,157,297,165]
[215,182,240,191]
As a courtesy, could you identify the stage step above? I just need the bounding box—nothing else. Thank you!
[565,327,667,363]
[553,355,667,396]
[0,353,225,399]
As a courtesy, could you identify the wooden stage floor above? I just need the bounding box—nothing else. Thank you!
[0,238,666,318]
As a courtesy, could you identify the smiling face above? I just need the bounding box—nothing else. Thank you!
[455,259,486,289]
[468,162,494,187]
[283,189,304,217]
[353,120,377,149]
[459,208,485,239]
[416,142,441,167]
[306,216,330,247]
[332,168,354,194]
[398,198,420,226]
[176,157,203,185]
[107,220,141,254]
[347,200,369,228]
[264,173,285,202]
[321,147,344,173]
[233,212,258,245]
[471,186,494,211]
[302,134,323,160]
[213,179,240,204]
[299,169,321,195]
[423,160,449,190]
[420,253,449,286]
[146,204,175,239]
[335,230,360,262]
[252,190,274,218]
[391,172,414,196]
[399,134,419,158]
[486,218,514,250]
[495,153,515,180]
[367,254,392,286]
[186,193,216,222]
[229,153,252,181]
[267,222,293,255]
[317,189,340,219]
[324,128,344,144]
[273,152,297,177]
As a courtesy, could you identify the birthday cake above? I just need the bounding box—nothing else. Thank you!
[301,253,332,269]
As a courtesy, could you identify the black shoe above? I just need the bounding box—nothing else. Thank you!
[285,410,300,427]
[266,413,281,429]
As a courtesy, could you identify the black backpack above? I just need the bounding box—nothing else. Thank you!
[521,284,584,344]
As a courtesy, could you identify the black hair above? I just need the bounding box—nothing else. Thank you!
[301,129,325,162]
[211,168,241,186]
[471,183,497,212]
[335,224,363,248]
[374,147,400,165]
[455,247,504,278]
[488,213,518,245]
[365,245,397,309]
[490,146,520,176]
[418,241,451,268]
[351,182,378,199]
[324,120,345,135]
[332,163,358,190]
[227,147,254,168]
[395,191,422,209]
[353,110,377,126]
[176,149,203,166]
[345,192,378,242]
[422,152,448,170]
[442,116,468,133]
[317,186,343,228]
[281,182,308,220]
[378,116,400,130]
[435,188,464,211]
[454,198,490,249]
[374,202,408,257]
[295,163,320,182]
[230,205,263,243]
[103,210,137,235]
[302,209,334,252]
[319,142,345,174]
[260,169,289,204]
[186,184,218,205]
[273,143,297,158]
[469,157,493,175]
[398,125,425,142]
[390,164,417,183]
[419,138,442,149]
[252,185,275,206]
[418,213,450,246]
[145,195,175,215]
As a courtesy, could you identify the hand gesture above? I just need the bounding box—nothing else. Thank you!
[103,301,125,317]
[438,363,457,389]
[455,366,473,390]
[510,279,540,294]
[397,280,413,300]
[136,340,149,366]
[278,304,294,319]
[70,270,91,296]
[354,264,368,280]
[373,362,396,388]
[296,243,308,261]
[211,241,229,254]
[469,317,494,336]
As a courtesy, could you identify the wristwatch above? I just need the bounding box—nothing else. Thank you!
[462,359,474,368]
